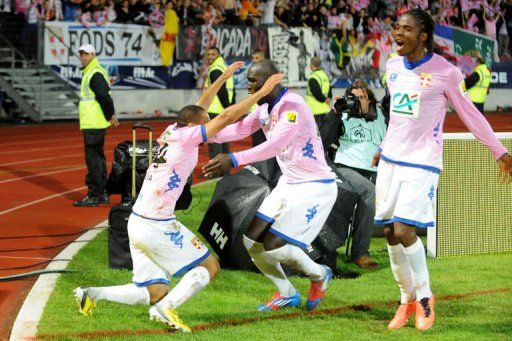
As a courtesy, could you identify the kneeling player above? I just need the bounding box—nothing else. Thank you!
[73,62,283,332]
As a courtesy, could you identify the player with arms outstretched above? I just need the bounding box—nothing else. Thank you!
[374,9,512,331]
[73,62,283,333]
[203,60,337,312]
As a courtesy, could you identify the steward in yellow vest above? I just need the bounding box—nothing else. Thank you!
[74,44,118,207]
[465,58,491,114]
[305,57,332,127]
[205,47,235,162]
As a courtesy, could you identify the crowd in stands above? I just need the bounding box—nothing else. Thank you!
[0,0,511,60]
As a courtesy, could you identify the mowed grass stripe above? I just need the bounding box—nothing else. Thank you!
[37,287,512,339]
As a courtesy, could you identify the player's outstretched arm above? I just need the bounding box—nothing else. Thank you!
[498,154,512,184]
[195,61,245,110]
[203,73,283,139]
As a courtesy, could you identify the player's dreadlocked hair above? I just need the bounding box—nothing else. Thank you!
[176,105,205,127]
[405,8,435,54]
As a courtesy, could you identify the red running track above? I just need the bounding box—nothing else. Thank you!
[0,113,511,338]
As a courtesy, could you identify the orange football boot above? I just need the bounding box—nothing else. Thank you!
[388,301,416,330]
[415,296,435,331]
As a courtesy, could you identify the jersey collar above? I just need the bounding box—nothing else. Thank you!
[403,53,433,70]
[269,86,288,112]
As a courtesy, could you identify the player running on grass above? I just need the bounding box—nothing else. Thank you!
[73,62,283,333]
[374,9,512,331]
[203,60,337,312]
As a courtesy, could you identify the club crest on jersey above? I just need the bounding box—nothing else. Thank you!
[286,111,297,123]
[391,91,420,118]
[389,73,397,81]
[419,73,432,88]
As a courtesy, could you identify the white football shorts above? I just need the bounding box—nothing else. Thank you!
[127,213,210,287]
[256,178,337,249]
[374,160,439,228]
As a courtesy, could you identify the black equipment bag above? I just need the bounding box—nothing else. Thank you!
[108,123,152,270]
[108,201,134,269]
[106,139,159,202]
[198,158,359,272]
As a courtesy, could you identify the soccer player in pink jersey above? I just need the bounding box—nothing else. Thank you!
[73,62,283,333]
[203,60,338,312]
[374,9,512,331]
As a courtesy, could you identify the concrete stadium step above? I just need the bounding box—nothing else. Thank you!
[0,65,79,121]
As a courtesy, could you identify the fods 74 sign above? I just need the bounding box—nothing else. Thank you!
[44,22,159,65]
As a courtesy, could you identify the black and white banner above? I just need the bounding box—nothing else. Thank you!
[176,25,269,61]
[268,27,314,87]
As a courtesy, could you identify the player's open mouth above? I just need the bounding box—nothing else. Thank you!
[395,40,405,52]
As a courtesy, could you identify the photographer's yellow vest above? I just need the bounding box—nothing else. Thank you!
[79,58,111,130]
[205,56,234,114]
[306,69,330,115]
[468,64,491,104]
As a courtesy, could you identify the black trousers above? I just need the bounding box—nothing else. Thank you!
[473,102,484,114]
[314,113,328,129]
[83,129,107,198]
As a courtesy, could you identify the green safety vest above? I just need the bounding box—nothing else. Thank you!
[306,69,330,115]
[205,56,234,114]
[79,58,111,130]
[468,63,491,104]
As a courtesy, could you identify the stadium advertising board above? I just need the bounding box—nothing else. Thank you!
[51,61,199,89]
[44,22,161,65]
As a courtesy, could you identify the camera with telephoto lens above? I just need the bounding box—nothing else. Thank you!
[334,93,361,117]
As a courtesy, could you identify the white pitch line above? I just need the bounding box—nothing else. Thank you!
[0,186,87,217]
[1,132,131,147]
[0,255,64,261]
[0,153,83,167]
[9,222,107,340]
[0,144,83,156]
[0,166,85,184]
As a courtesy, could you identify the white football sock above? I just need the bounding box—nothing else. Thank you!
[403,238,432,301]
[88,284,150,305]
[157,266,210,310]
[387,243,415,304]
[243,236,296,297]
[266,244,325,282]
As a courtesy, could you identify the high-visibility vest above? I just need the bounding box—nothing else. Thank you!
[79,58,111,130]
[305,69,330,115]
[205,56,234,114]
[468,63,491,104]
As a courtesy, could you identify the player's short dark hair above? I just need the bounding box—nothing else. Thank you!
[207,46,220,54]
[251,59,279,79]
[177,105,205,126]
[404,8,435,53]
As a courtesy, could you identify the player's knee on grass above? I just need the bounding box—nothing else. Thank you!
[199,254,220,280]
[147,283,169,304]
[262,232,287,251]
[392,222,417,247]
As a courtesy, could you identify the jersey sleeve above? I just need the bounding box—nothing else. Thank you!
[445,67,508,160]
[209,108,261,143]
[231,102,301,166]
[165,125,207,148]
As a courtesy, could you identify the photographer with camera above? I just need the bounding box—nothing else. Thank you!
[320,80,387,269]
